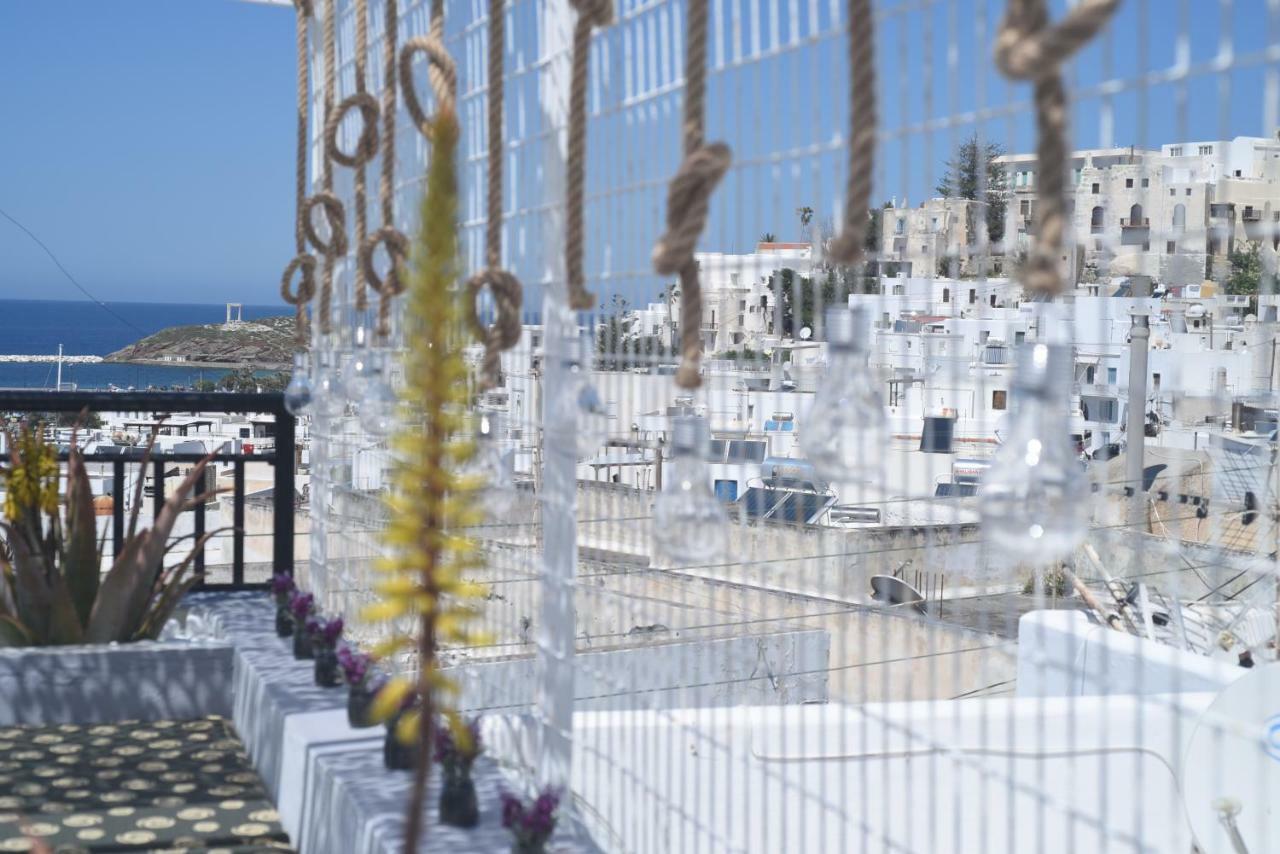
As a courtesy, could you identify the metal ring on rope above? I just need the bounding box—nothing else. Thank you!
[324,91,380,169]
[464,268,523,390]
[398,36,457,139]
[360,226,409,296]
[280,253,318,305]
[303,192,349,257]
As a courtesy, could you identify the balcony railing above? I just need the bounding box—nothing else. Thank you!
[0,390,296,590]
[1120,217,1150,228]
[1242,209,1262,222]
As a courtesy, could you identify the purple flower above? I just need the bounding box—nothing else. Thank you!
[336,646,372,686]
[501,787,559,846]
[270,573,296,601]
[304,614,321,637]
[288,590,315,621]
[320,616,344,645]
[433,716,483,768]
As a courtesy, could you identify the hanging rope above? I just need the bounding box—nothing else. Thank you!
[463,0,523,391]
[652,0,731,390]
[826,0,877,268]
[564,0,613,311]
[280,0,317,345]
[323,0,379,313]
[995,0,1119,296]
[359,0,412,339]
[399,1,455,140]
[303,0,348,335]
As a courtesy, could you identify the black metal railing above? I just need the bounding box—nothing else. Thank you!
[0,391,296,590]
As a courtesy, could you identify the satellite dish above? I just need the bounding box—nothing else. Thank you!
[1182,663,1280,854]
[799,326,813,340]
[870,575,927,614]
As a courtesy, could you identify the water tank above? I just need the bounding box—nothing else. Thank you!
[920,416,955,454]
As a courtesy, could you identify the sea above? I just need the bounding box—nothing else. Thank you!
[0,299,289,390]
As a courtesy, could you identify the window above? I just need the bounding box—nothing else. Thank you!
[1170,188,1176,196]
[1235,170,1242,177]
[921,245,928,253]
[1015,331,1026,344]
[1170,146,1183,156]
[892,284,905,295]
[1186,188,1192,195]
[1172,204,1186,231]
[1107,367,1117,383]
[895,217,905,235]
[1092,183,1100,194]
[1020,199,1030,215]
[1129,203,1144,225]
[1091,206,1105,232]
[1199,145,1213,155]
[1167,241,1176,253]
[992,390,1008,410]
[990,294,997,307]
[1141,178,1149,188]
[1125,178,1134,188]
[968,289,977,304]
[942,288,950,303]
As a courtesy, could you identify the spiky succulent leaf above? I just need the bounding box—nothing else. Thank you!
[63,447,99,628]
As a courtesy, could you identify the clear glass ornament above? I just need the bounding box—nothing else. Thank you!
[283,352,314,416]
[981,342,1089,565]
[465,411,517,520]
[358,353,399,437]
[343,324,378,404]
[313,349,347,420]
[799,307,886,485]
[570,332,609,460]
[652,415,728,564]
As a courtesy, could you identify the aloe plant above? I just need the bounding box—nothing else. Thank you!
[0,422,216,646]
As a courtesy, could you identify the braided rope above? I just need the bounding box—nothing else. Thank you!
[564,0,613,311]
[464,0,523,391]
[652,0,731,390]
[280,0,317,344]
[399,4,456,139]
[995,0,1120,296]
[323,0,378,312]
[357,0,410,339]
[303,0,348,335]
[827,0,877,268]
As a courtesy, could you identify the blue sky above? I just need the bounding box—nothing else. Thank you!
[1,0,1276,307]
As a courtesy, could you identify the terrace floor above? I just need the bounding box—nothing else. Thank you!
[0,715,291,853]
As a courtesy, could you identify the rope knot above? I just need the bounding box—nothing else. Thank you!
[652,142,731,275]
[281,254,318,305]
[995,0,1120,81]
[325,91,380,168]
[304,192,349,257]
[399,36,457,138]
[465,269,524,391]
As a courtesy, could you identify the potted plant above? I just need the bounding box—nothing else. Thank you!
[501,788,560,854]
[311,616,344,687]
[270,573,296,637]
[384,691,420,771]
[337,645,380,727]
[435,716,482,828]
[288,591,315,659]
[0,422,217,646]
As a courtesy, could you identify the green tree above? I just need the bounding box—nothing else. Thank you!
[768,268,854,337]
[1224,241,1263,295]
[935,133,1007,245]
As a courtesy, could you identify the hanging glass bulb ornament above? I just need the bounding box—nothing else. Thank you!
[343,323,378,404]
[283,352,314,415]
[358,352,399,437]
[465,411,517,520]
[569,332,609,460]
[312,349,347,420]
[980,342,1089,565]
[799,307,886,484]
[652,415,729,564]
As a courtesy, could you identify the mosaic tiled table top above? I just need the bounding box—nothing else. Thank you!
[0,715,291,853]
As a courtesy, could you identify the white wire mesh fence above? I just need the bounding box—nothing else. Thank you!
[291,0,1280,851]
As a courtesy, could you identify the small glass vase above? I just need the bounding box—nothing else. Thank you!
[438,767,478,828]
[292,624,314,660]
[314,645,342,687]
[275,606,294,638]
[347,683,377,729]
[383,714,417,771]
